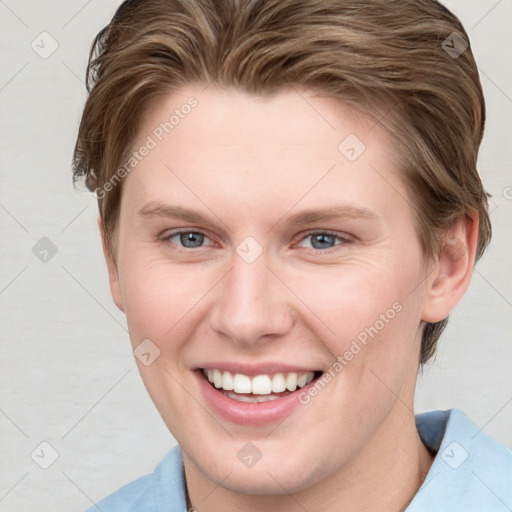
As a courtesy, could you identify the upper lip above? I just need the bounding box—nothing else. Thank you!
[195,362,323,376]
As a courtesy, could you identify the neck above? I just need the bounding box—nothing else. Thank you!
[183,403,435,512]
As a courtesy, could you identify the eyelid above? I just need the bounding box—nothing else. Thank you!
[295,229,353,243]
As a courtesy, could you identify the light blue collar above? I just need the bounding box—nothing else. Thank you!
[406,408,512,510]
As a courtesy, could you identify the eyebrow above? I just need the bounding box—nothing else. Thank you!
[137,202,229,232]
[137,201,380,231]
[284,205,379,225]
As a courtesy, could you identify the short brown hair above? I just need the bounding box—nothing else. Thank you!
[72,0,492,365]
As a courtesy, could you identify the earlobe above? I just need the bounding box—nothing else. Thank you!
[97,215,125,313]
[421,212,479,323]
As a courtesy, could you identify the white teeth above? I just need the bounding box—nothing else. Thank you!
[233,373,252,394]
[272,373,287,393]
[225,391,282,403]
[226,392,255,403]
[297,373,308,388]
[213,369,222,388]
[222,370,234,391]
[252,375,272,394]
[285,372,297,391]
[203,369,317,396]
[301,371,315,387]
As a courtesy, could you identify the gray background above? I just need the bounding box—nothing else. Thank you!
[0,1,511,510]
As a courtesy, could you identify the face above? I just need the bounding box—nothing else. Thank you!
[106,84,438,495]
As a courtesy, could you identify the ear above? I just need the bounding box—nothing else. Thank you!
[97,215,125,313]
[421,211,479,323]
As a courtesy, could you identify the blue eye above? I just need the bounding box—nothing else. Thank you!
[163,231,210,248]
[297,231,349,252]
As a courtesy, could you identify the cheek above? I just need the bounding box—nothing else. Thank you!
[288,257,424,373]
[116,256,208,428]
[290,261,406,333]
[117,256,202,348]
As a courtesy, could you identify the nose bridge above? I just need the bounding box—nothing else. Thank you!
[210,244,292,345]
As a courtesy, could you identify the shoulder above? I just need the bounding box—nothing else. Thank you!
[408,408,512,511]
[84,445,187,512]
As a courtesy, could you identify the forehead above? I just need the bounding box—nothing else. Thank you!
[122,84,411,228]
[139,84,388,159]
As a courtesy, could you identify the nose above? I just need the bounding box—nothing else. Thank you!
[209,246,294,348]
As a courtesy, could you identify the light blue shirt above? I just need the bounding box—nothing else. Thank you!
[86,408,512,511]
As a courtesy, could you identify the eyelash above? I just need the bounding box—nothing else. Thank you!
[159,229,352,255]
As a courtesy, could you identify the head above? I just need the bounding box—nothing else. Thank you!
[73,0,491,498]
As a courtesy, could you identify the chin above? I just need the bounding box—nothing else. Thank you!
[191,445,333,496]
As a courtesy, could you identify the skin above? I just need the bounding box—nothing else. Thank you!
[100,83,478,511]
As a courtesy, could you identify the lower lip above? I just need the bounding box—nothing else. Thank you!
[195,370,319,425]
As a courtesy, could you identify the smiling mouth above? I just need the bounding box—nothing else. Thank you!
[201,368,323,403]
